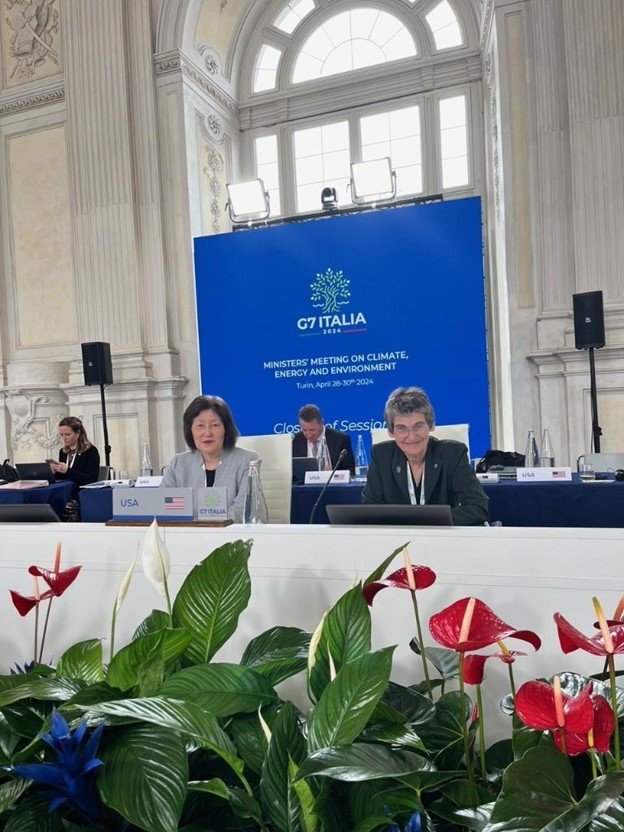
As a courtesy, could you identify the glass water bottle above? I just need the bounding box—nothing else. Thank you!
[244,460,269,524]
[355,434,369,480]
[540,429,555,467]
[524,430,540,468]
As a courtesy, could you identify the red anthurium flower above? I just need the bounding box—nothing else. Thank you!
[514,678,613,756]
[462,650,526,685]
[364,565,436,605]
[429,597,542,653]
[555,598,624,656]
[10,589,54,617]
[28,565,81,597]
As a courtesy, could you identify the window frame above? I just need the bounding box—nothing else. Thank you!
[243,83,479,218]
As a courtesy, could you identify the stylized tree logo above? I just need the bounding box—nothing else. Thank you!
[310,268,350,314]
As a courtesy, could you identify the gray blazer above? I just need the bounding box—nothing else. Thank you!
[161,446,260,522]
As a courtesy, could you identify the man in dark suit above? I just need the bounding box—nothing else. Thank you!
[362,387,488,526]
[292,404,355,474]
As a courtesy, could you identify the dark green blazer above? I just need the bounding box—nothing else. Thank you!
[361,437,489,526]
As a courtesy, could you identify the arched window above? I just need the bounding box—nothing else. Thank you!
[242,0,479,218]
[292,9,417,83]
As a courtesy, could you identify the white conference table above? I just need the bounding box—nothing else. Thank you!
[0,522,621,737]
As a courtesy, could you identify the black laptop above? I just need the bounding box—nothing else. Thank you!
[326,504,453,526]
[16,462,55,484]
[0,504,61,522]
[292,457,319,483]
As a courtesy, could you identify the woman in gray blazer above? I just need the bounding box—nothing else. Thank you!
[161,395,259,522]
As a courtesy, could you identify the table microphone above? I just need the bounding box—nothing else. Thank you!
[309,448,347,525]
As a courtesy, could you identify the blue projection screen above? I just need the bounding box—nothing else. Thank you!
[194,197,490,456]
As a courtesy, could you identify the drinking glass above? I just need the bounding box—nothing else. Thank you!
[579,463,595,482]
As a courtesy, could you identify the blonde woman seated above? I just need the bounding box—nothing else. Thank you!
[161,395,259,522]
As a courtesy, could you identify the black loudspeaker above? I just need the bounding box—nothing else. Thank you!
[81,342,113,386]
[573,291,605,350]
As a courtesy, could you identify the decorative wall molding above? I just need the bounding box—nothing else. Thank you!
[0,84,64,115]
[483,51,501,217]
[4,388,63,450]
[3,0,61,82]
[154,49,237,114]
[480,0,495,48]
[196,42,221,77]
[202,143,224,235]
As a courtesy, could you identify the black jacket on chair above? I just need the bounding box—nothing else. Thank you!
[292,426,355,474]
[361,437,489,526]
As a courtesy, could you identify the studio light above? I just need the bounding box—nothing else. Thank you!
[226,179,270,224]
[349,158,397,205]
[321,186,338,212]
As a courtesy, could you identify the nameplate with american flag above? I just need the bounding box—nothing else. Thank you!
[112,487,194,521]
[517,467,572,482]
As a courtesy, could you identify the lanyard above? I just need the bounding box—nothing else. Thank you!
[67,452,76,469]
[407,464,426,506]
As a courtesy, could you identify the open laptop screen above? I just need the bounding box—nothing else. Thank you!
[16,463,55,484]
[292,457,319,483]
[326,504,453,526]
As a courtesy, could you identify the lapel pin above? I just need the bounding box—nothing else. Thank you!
[396,466,401,473]
[434,463,438,469]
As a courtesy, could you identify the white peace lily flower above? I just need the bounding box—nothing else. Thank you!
[114,548,138,617]
[141,519,170,596]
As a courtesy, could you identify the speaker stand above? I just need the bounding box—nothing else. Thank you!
[588,347,602,453]
[99,384,112,468]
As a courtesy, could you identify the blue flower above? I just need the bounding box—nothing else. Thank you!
[10,660,36,675]
[386,811,422,832]
[9,710,104,822]
[405,812,422,832]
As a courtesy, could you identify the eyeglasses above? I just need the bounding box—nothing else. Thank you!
[393,422,429,438]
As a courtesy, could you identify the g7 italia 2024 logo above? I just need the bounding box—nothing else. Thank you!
[297,268,367,335]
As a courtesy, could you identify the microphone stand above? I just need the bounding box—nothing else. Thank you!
[309,449,347,525]
[588,347,602,452]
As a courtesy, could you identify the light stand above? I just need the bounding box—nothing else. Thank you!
[588,347,602,452]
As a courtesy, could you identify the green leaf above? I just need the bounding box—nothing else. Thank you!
[360,722,426,750]
[106,628,191,691]
[417,690,473,770]
[382,682,435,725]
[362,542,409,586]
[134,609,170,638]
[172,539,252,663]
[188,777,230,798]
[260,701,306,831]
[3,794,62,832]
[85,696,242,775]
[56,639,104,684]
[349,781,421,829]
[409,643,459,680]
[98,724,188,832]
[309,585,372,701]
[0,712,21,760]
[229,706,279,774]
[0,778,30,813]
[137,644,165,697]
[586,798,624,830]
[290,758,319,832]
[432,799,494,831]
[297,742,434,781]
[307,648,394,753]
[0,678,82,708]
[484,745,624,832]
[159,663,277,717]
[229,787,264,826]
[241,627,311,685]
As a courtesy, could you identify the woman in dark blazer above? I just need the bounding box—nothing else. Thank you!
[362,387,488,526]
[50,417,100,489]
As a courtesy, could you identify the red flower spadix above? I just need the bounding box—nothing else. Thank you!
[364,565,436,606]
[429,597,541,654]
[462,649,525,685]
[28,565,81,597]
[515,679,614,755]
[10,589,54,617]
